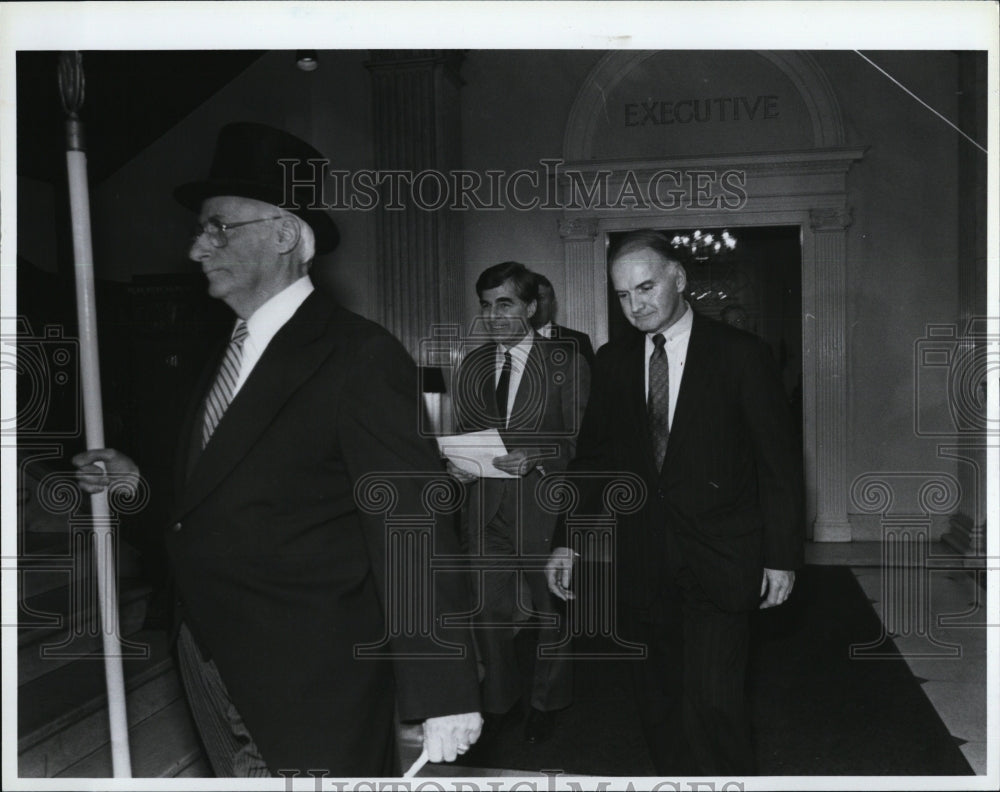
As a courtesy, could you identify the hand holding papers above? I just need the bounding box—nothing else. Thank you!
[437,429,514,479]
[492,448,542,476]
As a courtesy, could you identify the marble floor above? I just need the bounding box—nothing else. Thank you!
[807,541,991,775]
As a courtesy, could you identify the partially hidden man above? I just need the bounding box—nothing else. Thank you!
[75,123,481,777]
[449,262,590,745]
[530,273,596,370]
[547,230,803,775]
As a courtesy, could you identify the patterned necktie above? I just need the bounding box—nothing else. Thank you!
[202,320,249,448]
[648,332,670,470]
[496,349,512,426]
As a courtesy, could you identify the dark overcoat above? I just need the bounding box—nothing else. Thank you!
[165,290,480,775]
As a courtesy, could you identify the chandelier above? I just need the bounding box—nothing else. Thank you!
[670,229,737,262]
[670,229,742,305]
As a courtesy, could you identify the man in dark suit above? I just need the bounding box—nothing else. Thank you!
[74,123,481,777]
[531,273,596,369]
[448,262,589,744]
[546,230,803,775]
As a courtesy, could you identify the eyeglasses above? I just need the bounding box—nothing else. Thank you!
[192,216,282,248]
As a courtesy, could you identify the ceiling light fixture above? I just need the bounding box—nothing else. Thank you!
[296,50,319,72]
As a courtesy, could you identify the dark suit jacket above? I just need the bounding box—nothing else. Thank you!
[561,312,803,613]
[164,290,479,775]
[453,335,590,555]
[544,324,596,370]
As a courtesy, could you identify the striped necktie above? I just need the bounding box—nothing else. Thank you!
[202,320,249,448]
[648,332,670,470]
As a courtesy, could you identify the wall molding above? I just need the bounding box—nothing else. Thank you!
[563,50,846,161]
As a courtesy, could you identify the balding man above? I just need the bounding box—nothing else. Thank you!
[75,123,481,777]
[546,230,802,775]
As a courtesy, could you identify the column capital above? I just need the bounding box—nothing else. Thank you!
[558,216,599,241]
[809,206,853,231]
[365,50,465,79]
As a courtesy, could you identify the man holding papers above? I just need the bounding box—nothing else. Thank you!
[448,262,590,745]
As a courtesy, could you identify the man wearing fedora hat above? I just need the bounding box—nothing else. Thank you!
[74,123,482,777]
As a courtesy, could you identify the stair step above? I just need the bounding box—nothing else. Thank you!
[19,577,151,647]
[19,656,185,777]
[54,697,203,778]
[16,463,87,541]
[19,523,72,555]
[19,581,152,686]
[19,629,173,750]
[19,486,77,535]
[18,537,144,601]
[17,533,72,560]
[173,753,211,778]
[18,547,86,601]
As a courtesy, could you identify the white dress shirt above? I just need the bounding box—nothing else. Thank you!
[495,331,535,427]
[537,321,555,339]
[232,276,314,397]
[644,303,693,430]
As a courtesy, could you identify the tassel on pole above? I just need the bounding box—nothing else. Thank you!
[58,51,133,779]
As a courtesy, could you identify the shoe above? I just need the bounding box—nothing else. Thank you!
[524,707,555,744]
[479,712,503,745]
[479,701,523,745]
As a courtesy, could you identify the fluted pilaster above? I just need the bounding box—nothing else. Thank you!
[946,52,989,559]
[810,207,852,541]
[559,217,601,346]
[366,51,465,362]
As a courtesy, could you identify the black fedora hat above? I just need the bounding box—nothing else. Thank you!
[174,122,339,254]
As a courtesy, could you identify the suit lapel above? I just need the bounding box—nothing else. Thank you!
[507,340,545,432]
[174,335,227,493]
[663,313,713,473]
[175,291,334,518]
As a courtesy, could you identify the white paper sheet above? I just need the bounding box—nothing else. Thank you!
[436,429,514,478]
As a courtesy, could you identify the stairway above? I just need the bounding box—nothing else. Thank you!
[16,453,206,778]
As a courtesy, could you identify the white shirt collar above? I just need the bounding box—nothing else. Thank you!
[499,330,535,360]
[647,302,693,346]
[245,276,315,346]
[229,276,314,398]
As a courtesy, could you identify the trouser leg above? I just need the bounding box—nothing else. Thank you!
[619,602,690,775]
[524,567,573,711]
[620,570,754,777]
[473,551,522,714]
[175,623,271,778]
[680,581,754,776]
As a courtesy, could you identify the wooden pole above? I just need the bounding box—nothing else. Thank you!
[58,51,133,779]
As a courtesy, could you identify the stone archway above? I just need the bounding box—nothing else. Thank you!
[558,51,864,541]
